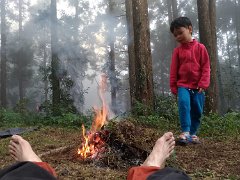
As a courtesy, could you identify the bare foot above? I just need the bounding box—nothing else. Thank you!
[9,135,42,162]
[142,132,175,168]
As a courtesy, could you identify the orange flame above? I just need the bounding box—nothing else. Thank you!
[77,125,91,158]
[77,74,108,159]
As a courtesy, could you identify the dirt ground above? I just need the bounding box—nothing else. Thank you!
[0,120,240,180]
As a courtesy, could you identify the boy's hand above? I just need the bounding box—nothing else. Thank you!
[198,88,204,93]
[172,93,177,101]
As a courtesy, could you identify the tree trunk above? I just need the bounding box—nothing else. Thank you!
[125,0,136,109]
[197,0,218,113]
[167,0,178,52]
[1,0,7,107]
[217,44,226,114]
[50,0,61,115]
[18,0,24,101]
[165,0,178,96]
[167,1,173,25]
[132,0,154,113]
[43,42,48,102]
[108,0,117,114]
[226,33,235,109]
[171,0,178,19]
[235,0,240,68]
[74,0,84,112]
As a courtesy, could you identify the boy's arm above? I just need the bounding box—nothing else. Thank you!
[198,45,210,89]
[170,48,178,95]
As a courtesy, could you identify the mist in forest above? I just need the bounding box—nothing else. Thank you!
[1,0,240,115]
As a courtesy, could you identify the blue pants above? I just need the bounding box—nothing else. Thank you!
[178,87,205,135]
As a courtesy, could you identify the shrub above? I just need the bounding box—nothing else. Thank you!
[200,112,240,138]
[154,95,179,121]
[0,108,92,129]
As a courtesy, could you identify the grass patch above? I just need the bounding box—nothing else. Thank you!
[200,112,240,138]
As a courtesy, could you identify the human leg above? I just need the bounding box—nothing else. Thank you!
[178,87,191,133]
[190,90,205,135]
[0,162,57,180]
[6,135,57,178]
[127,132,190,180]
[127,132,175,180]
[177,88,192,145]
[142,132,175,167]
[146,167,191,180]
[9,134,42,162]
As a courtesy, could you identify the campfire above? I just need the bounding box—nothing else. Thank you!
[77,74,109,160]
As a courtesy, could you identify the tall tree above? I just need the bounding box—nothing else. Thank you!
[108,0,117,114]
[226,32,235,108]
[132,0,154,113]
[166,0,178,95]
[50,0,61,115]
[18,0,24,100]
[73,0,84,112]
[197,0,218,113]
[171,0,178,19]
[167,0,178,60]
[167,0,178,24]
[1,0,7,107]
[125,0,136,109]
[234,0,240,67]
[42,40,48,102]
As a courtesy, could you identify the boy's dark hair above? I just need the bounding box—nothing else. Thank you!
[170,17,192,33]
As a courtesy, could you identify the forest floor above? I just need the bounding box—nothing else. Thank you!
[0,120,240,180]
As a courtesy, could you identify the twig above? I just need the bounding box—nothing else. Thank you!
[39,145,75,158]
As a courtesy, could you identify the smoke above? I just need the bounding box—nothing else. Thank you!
[3,0,129,114]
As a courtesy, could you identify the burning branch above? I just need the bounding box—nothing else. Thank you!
[77,74,109,159]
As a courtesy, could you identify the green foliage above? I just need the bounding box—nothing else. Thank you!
[130,95,240,138]
[14,98,29,114]
[154,95,179,121]
[131,101,154,116]
[8,37,34,88]
[135,115,178,130]
[0,109,24,127]
[0,108,92,129]
[130,96,179,130]
[44,113,91,128]
[38,96,77,117]
[47,68,80,116]
[59,73,77,114]
[200,112,240,138]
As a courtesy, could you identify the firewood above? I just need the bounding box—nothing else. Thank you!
[39,145,74,158]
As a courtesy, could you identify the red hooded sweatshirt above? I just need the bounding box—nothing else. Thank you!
[170,39,210,95]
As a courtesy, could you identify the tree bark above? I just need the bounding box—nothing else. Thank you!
[167,0,178,51]
[226,33,235,109]
[50,0,61,115]
[171,0,178,19]
[1,0,7,107]
[217,43,226,114]
[132,0,154,113]
[235,0,240,68]
[125,0,136,109]
[108,0,117,114]
[197,0,218,113]
[18,0,24,101]
[43,42,48,102]
[74,0,84,112]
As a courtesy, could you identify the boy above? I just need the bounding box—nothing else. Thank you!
[169,17,210,145]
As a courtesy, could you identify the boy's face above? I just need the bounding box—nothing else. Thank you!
[173,26,192,44]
